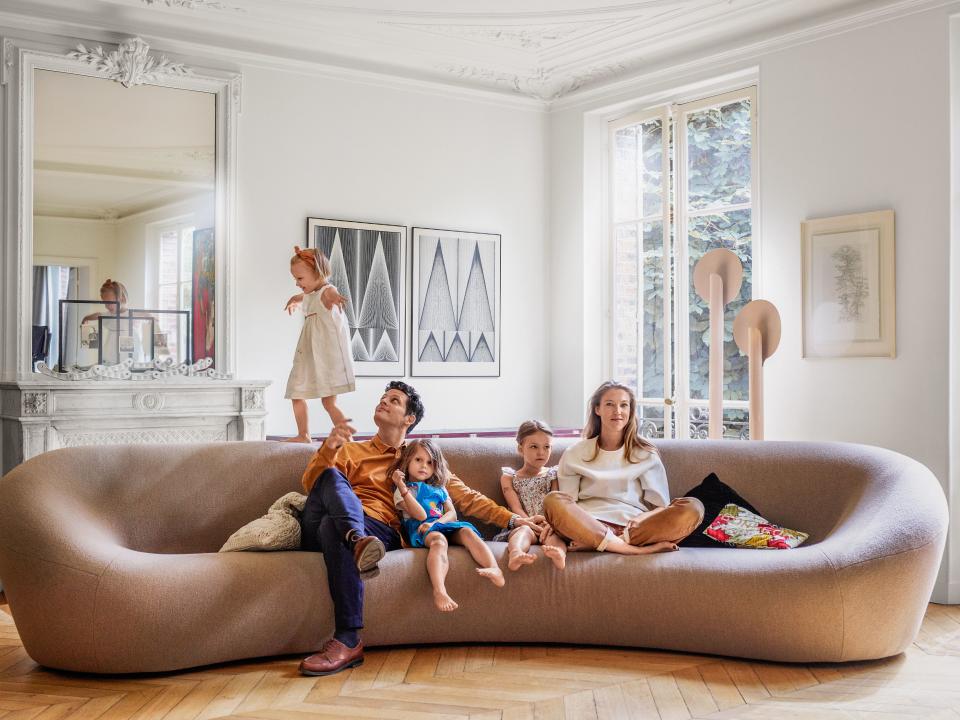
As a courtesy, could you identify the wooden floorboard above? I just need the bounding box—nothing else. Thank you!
[0,593,958,719]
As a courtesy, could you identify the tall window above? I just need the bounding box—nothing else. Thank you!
[611,87,756,439]
[157,221,194,361]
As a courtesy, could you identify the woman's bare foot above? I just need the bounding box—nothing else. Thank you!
[282,434,313,443]
[476,567,505,587]
[507,549,537,571]
[542,544,566,569]
[433,590,458,612]
[643,541,679,553]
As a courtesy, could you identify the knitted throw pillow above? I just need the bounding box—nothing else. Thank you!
[704,504,809,549]
[219,491,307,552]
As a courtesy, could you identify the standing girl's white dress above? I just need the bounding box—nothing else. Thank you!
[284,285,355,399]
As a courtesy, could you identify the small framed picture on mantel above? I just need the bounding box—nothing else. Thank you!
[411,227,500,377]
[801,209,895,358]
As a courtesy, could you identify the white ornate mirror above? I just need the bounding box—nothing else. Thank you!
[1,34,240,381]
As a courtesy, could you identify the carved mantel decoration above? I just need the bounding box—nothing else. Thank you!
[67,37,192,88]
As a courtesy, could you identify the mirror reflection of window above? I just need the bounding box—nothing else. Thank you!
[157,221,195,362]
[31,264,78,368]
[32,68,216,372]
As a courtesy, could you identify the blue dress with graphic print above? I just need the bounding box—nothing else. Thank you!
[399,482,482,548]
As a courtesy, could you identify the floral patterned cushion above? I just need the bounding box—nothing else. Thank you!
[704,504,809,549]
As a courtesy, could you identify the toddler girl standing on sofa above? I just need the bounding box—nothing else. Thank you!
[283,246,352,442]
[391,439,505,612]
[494,420,569,570]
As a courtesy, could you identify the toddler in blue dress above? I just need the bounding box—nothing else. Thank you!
[391,439,505,612]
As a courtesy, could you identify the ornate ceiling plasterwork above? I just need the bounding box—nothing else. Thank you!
[441,61,626,101]
[140,0,243,11]
[82,0,898,102]
[381,19,620,51]
[67,36,192,88]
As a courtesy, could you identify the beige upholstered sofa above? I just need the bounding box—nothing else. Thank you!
[0,438,948,673]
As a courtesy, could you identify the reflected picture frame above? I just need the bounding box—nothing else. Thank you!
[801,209,895,358]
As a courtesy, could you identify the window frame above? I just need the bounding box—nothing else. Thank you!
[605,85,759,440]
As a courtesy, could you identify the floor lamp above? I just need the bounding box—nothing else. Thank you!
[733,299,781,441]
[692,248,743,439]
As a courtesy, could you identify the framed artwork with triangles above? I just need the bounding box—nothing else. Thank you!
[307,218,407,377]
[411,227,500,377]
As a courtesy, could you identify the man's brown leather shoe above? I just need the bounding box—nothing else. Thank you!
[299,638,364,676]
[353,535,385,580]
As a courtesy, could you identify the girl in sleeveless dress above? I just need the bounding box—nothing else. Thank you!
[283,246,354,442]
[391,440,505,612]
[494,420,569,571]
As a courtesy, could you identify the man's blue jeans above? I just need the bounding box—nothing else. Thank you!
[299,468,400,632]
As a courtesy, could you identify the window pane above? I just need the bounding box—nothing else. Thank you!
[687,209,752,401]
[180,282,191,312]
[686,98,751,211]
[159,230,179,285]
[181,227,195,283]
[641,221,666,399]
[159,283,177,312]
[641,119,663,218]
[613,223,639,392]
[688,405,750,440]
[637,404,671,440]
[613,126,638,222]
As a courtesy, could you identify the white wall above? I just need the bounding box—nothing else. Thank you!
[33,216,116,290]
[549,5,956,601]
[235,67,548,437]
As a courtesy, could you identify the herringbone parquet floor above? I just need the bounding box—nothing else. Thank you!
[0,596,958,719]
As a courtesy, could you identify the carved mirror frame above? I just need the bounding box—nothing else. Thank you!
[0,33,240,382]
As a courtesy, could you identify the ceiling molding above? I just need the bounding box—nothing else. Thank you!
[3,0,957,105]
[381,19,621,52]
[139,0,244,11]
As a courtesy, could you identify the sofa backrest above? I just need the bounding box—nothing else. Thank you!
[0,437,888,555]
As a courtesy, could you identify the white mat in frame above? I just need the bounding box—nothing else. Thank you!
[411,226,500,377]
[307,217,407,377]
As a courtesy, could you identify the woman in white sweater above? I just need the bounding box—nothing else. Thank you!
[543,381,704,553]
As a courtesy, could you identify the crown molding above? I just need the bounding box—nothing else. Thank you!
[382,18,620,52]
[552,0,960,110]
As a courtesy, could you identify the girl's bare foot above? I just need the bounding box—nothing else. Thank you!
[507,549,537,571]
[542,544,566,569]
[433,590,458,612]
[282,434,313,443]
[476,567,505,587]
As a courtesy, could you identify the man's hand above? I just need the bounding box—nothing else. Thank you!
[324,419,356,451]
[514,515,546,535]
[284,293,304,314]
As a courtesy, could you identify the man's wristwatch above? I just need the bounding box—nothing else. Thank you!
[507,514,519,530]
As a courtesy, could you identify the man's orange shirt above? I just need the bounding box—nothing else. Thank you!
[301,436,514,531]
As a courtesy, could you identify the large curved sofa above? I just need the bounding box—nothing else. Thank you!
[0,438,948,673]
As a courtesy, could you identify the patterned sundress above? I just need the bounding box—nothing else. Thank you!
[492,466,558,542]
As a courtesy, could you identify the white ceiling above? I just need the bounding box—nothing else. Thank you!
[6,0,903,102]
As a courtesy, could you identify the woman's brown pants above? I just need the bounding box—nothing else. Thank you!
[542,491,705,550]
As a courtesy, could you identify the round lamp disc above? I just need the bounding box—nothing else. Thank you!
[733,299,781,360]
[693,248,744,304]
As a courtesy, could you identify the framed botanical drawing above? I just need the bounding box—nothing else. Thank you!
[411,227,500,377]
[307,218,406,376]
[801,209,895,358]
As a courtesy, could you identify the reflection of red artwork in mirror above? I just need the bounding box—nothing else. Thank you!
[192,228,215,365]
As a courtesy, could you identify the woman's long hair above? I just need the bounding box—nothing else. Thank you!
[582,381,656,463]
[388,439,450,488]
